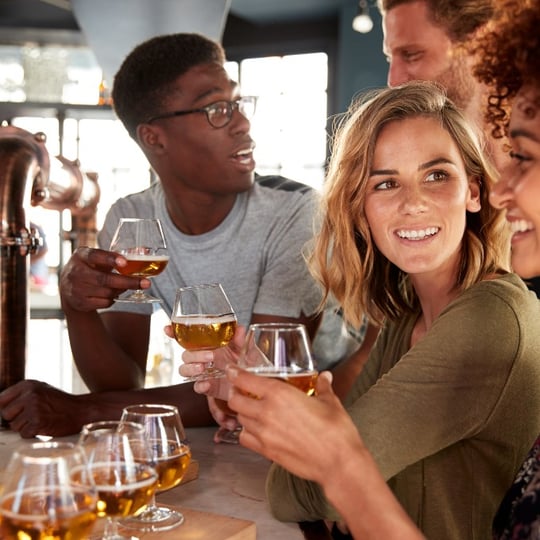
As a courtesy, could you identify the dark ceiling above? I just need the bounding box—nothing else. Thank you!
[0,0,351,70]
[0,0,346,40]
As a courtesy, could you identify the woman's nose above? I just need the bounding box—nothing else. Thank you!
[400,185,428,213]
[490,168,516,210]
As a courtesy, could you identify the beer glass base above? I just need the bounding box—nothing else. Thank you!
[215,425,242,444]
[115,290,162,303]
[185,366,227,382]
[120,506,184,532]
[89,532,136,540]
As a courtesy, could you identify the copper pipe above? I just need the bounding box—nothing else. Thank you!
[0,126,49,391]
[41,158,100,250]
[70,171,99,249]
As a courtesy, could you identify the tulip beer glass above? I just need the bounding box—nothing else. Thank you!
[172,283,237,380]
[110,218,169,303]
[239,323,318,396]
[0,441,98,539]
[120,404,191,532]
[78,420,158,540]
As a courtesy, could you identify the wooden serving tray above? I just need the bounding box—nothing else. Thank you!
[92,460,257,539]
[180,457,199,484]
[93,505,256,540]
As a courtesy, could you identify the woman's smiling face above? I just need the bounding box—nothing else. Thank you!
[490,86,540,279]
[364,116,481,281]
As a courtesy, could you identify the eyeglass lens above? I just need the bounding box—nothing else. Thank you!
[208,98,256,127]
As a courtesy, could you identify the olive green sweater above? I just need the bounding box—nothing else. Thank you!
[266,274,540,540]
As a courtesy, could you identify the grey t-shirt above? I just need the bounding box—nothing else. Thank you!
[99,177,320,328]
[98,176,360,369]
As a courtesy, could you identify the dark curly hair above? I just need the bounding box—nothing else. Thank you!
[376,0,494,42]
[472,0,540,139]
[111,33,226,139]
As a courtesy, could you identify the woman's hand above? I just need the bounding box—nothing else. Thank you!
[226,368,364,484]
[169,324,247,400]
[207,397,242,443]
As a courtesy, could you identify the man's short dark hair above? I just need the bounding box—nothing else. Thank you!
[112,33,226,139]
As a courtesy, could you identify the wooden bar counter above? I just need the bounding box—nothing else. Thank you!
[0,426,305,539]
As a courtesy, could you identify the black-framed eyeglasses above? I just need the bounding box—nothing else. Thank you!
[146,96,257,129]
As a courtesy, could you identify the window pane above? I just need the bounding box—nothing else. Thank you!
[0,44,102,105]
[0,46,25,102]
[237,52,328,190]
[282,53,328,91]
[75,119,151,228]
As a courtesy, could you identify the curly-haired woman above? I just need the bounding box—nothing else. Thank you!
[473,1,540,537]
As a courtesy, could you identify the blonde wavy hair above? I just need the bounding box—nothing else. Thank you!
[309,82,509,328]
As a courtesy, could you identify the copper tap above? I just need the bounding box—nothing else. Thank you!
[0,126,49,391]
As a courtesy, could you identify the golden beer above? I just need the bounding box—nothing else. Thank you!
[172,315,237,350]
[117,255,169,278]
[0,488,97,540]
[152,442,192,492]
[246,367,319,396]
[88,463,157,518]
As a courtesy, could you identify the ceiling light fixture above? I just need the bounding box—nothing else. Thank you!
[352,0,374,34]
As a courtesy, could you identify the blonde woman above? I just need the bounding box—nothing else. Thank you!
[237,81,540,540]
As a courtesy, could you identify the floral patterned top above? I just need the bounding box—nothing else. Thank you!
[493,436,540,539]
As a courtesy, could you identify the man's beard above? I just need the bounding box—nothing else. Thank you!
[436,53,476,111]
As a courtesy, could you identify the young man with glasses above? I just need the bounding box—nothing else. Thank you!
[0,33,346,438]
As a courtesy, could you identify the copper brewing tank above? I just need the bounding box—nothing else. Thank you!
[0,126,49,391]
[0,125,100,393]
